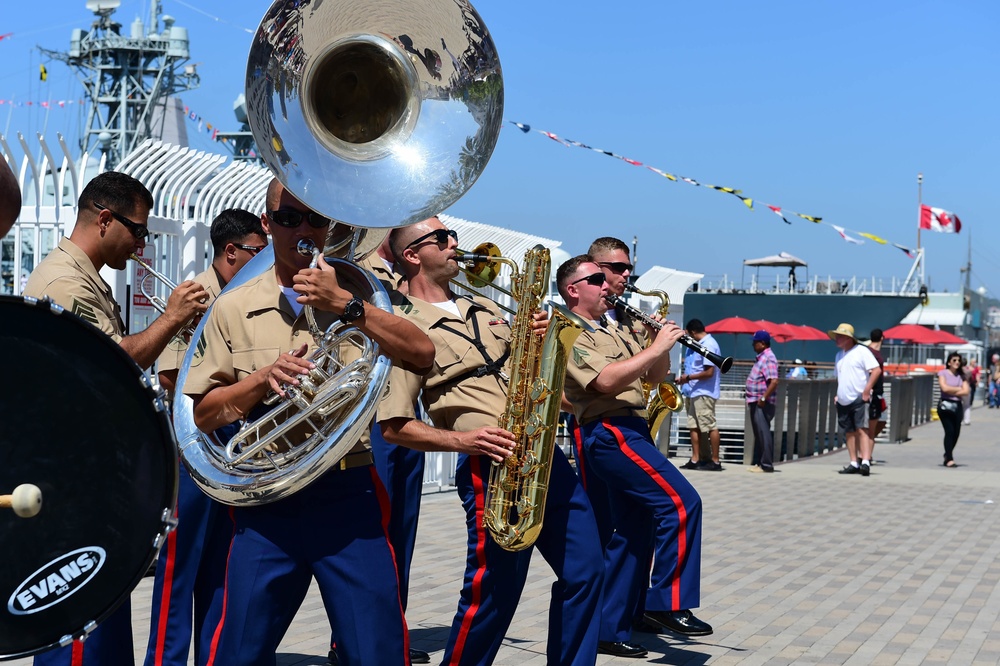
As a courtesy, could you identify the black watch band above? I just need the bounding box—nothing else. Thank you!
[341,297,365,323]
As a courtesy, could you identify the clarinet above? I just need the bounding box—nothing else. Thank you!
[605,294,734,373]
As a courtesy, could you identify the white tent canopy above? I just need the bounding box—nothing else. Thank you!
[742,252,807,267]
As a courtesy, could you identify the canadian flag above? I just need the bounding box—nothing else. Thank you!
[919,204,962,233]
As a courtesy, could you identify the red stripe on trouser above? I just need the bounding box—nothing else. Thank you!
[204,507,237,666]
[151,504,180,666]
[603,419,688,609]
[571,423,588,489]
[71,640,84,665]
[369,466,411,661]
[447,460,488,666]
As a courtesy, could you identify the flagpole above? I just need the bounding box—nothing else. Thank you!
[916,172,923,250]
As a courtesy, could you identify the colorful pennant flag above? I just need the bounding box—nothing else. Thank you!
[39,65,47,82]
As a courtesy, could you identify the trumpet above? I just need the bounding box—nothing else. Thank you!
[605,294,734,373]
[130,253,199,336]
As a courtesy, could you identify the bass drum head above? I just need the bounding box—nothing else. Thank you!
[0,296,178,659]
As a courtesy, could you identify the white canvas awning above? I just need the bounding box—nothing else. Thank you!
[743,252,807,267]
[634,265,704,309]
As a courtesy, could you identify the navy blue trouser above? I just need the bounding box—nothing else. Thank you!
[33,600,134,666]
[143,463,231,666]
[580,416,703,643]
[748,402,776,470]
[441,448,603,666]
[205,466,407,666]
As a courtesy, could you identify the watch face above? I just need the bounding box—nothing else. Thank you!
[343,297,365,322]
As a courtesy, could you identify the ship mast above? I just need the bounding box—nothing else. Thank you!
[38,0,199,169]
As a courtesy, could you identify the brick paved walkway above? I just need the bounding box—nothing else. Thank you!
[11,407,1000,664]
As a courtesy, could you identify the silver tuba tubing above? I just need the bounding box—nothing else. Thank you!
[173,245,393,506]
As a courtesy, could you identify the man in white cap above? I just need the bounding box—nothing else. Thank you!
[829,323,881,476]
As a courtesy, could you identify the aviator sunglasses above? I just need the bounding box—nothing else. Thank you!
[268,209,332,229]
[572,272,607,287]
[94,202,150,241]
[405,228,458,249]
[598,261,634,274]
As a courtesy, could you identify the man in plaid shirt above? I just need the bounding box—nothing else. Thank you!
[746,330,780,473]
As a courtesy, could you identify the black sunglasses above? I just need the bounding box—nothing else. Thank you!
[268,209,331,229]
[406,228,458,249]
[234,243,267,256]
[598,261,634,274]
[94,202,149,241]
[572,272,607,287]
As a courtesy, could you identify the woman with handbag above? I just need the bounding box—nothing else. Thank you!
[938,352,970,467]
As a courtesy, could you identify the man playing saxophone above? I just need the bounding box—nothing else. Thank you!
[558,255,713,659]
[377,217,605,666]
[182,178,435,665]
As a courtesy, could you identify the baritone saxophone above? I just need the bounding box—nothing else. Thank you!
[479,245,591,551]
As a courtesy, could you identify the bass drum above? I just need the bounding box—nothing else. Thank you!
[0,296,178,660]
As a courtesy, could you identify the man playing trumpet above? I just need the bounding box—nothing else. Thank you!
[24,171,208,666]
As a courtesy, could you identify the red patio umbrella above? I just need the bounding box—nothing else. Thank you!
[705,316,758,335]
[883,324,965,345]
[751,320,795,343]
[784,324,829,341]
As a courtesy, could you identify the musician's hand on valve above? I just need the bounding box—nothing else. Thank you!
[294,254,352,312]
[165,280,209,325]
[265,344,313,397]
[457,426,517,463]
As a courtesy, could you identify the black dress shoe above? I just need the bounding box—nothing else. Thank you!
[644,609,714,637]
[632,617,665,634]
[597,641,648,658]
[409,647,431,664]
[326,649,339,666]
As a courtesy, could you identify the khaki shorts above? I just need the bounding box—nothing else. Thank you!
[686,395,718,432]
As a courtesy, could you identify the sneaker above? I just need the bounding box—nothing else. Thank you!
[860,462,870,476]
[747,465,763,473]
[838,465,860,475]
[679,460,699,470]
[703,461,723,471]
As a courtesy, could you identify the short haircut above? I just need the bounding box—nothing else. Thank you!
[210,208,266,257]
[555,254,595,299]
[265,177,284,211]
[387,217,438,267]
[79,171,153,217]
[870,328,883,343]
[588,237,629,257]
[685,318,706,334]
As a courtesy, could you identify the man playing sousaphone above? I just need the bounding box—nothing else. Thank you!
[182,177,434,664]
[376,217,606,665]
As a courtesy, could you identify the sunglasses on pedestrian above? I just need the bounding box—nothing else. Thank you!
[572,272,607,287]
[234,243,267,257]
[268,209,332,229]
[598,261,634,274]
[94,202,150,241]
[405,228,458,249]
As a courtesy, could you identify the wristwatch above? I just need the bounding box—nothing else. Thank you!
[341,297,365,323]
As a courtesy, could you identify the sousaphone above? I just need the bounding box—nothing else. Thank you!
[174,0,503,506]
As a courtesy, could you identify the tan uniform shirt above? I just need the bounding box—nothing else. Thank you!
[358,254,404,292]
[23,237,126,342]
[379,295,511,433]
[183,268,371,453]
[157,266,225,374]
[564,315,647,424]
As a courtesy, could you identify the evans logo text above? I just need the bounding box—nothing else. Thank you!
[7,547,107,615]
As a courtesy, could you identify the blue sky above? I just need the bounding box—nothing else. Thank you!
[2,0,997,293]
